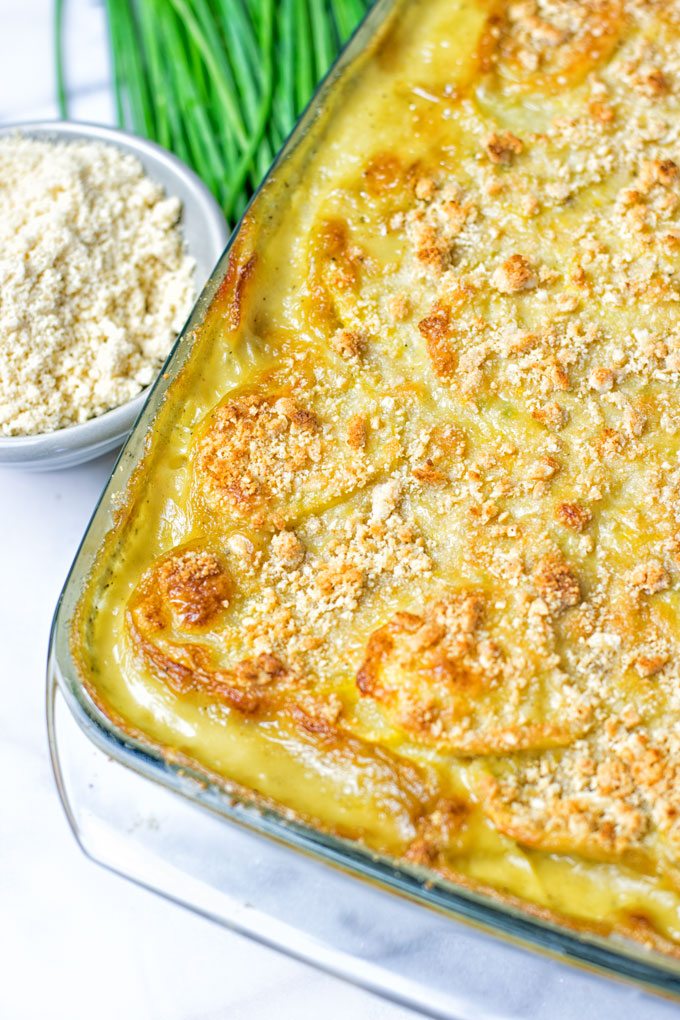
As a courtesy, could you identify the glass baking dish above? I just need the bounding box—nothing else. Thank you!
[47,1,680,1014]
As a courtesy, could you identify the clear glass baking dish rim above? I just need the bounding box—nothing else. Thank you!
[46,0,680,1000]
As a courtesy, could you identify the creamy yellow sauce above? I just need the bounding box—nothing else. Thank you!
[75,0,680,955]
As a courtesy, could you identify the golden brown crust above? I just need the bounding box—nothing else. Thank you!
[532,551,581,613]
[484,131,524,165]
[214,235,258,333]
[555,502,592,532]
[193,392,321,527]
[405,797,471,865]
[428,858,680,960]
[492,254,537,294]
[356,595,592,753]
[347,414,368,451]
[418,304,457,379]
[125,546,292,712]
[71,645,680,962]
[477,0,625,94]
[147,549,232,630]
[331,328,366,359]
[477,720,680,890]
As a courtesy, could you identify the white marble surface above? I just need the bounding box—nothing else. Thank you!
[0,3,417,1018]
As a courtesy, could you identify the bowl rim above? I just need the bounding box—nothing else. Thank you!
[0,118,229,449]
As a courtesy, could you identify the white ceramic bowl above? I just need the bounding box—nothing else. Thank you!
[0,121,229,471]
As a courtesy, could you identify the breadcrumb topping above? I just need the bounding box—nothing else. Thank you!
[0,136,195,435]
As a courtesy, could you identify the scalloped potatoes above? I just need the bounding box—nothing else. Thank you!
[75,0,680,954]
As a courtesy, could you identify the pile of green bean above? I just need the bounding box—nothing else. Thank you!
[55,0,371,221]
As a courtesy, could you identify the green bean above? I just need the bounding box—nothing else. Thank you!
[54,0,68,118]
[310,1,335,82]
[56,0,371,221]
[332,0,368,42]
[167,0,249,150]
[271,0,297,144]
[293,0,314,114]
[137,0,172,148]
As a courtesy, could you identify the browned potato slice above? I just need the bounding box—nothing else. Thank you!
[476,722,680,888]
[477,0,625,94]
[126,544,290,713]
[192,391,322,530]
[191,361,404,532]
[303,217,368,339]
[356,591,593,754]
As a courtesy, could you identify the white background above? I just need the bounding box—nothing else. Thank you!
[0,3,417,1018]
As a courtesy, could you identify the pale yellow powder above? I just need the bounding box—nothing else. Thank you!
[0,136,196,436]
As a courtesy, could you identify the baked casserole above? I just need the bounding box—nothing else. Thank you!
[74,0,680,956]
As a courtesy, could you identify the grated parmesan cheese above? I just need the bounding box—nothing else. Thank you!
[0,136,196,436]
